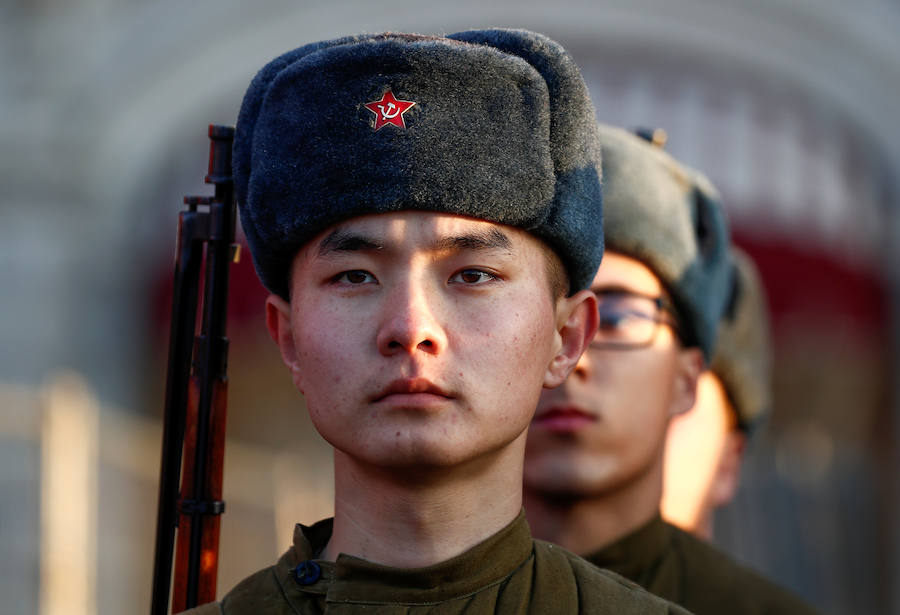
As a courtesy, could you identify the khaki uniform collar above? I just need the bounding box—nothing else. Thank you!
[586,513,671,579]
[275,510,534,607]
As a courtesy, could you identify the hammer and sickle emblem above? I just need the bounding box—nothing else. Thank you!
[377,102,400,120]
[364,90,416,130]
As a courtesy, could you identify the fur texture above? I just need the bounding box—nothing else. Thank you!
[598,124,733,361]
[712,249,772,432]
[234,29,604,298]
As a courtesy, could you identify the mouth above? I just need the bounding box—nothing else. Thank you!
[532,404,597,433]
[372,378,454,406]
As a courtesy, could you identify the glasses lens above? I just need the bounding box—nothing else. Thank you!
[594,293,661,347]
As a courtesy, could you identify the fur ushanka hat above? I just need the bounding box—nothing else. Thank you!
[598,124,733,362]
[712,248,773,433]
[233,28,605,299]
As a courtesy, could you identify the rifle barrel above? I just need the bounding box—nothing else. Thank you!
[151,125,235,615]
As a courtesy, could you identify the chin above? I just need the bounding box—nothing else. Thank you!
[525,452,624,497]
[365,450,497,478]
[340,432,484,470]
[525,473,602,500]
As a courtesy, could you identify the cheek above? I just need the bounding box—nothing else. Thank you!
[618,351,678,404]
[620,359,681,443]
[290,302,361,392]
[581,354,679,445]
[490,299,556,414]
[480,296,553,367]
[452,291,555,419]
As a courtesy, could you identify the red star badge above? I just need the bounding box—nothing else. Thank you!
[364,90,416,131]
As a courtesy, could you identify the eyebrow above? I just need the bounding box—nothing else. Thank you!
[316,227,513,258]
[592,286,671,305]
[592,285,636,295]
[430,228,512,253]
[317,229,385,257]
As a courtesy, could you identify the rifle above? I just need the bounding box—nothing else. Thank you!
[150,125,237,614]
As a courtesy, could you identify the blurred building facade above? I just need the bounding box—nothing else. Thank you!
[2,1,899,614]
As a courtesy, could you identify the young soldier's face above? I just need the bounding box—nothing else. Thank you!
[267,211,595,470]
[523,251,702,498]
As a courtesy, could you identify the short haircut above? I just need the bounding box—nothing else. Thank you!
[539,242,570,299]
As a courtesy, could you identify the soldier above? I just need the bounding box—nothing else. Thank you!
[181,30,690,614]
[661,248,771,540]
[523,124,818,614]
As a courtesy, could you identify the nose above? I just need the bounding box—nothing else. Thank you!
[376,279,447,357]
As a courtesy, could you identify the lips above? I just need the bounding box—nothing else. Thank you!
[532,404,597,432]
[372,378,453,404]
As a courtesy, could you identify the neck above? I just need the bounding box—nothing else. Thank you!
[690,509,714,541]
[523,458,663,556]
[323,437,526,567]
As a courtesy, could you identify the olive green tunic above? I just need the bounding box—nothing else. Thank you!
[587,515,818,615]
[181,512,691,614]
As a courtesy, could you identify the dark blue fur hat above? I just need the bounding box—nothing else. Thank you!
[233,29,603,299]
[598,124,733,362]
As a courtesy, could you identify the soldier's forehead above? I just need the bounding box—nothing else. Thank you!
[307,212,529,257]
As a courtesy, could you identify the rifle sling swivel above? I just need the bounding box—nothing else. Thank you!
[178,499,226,516]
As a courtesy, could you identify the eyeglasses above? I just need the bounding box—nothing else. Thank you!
[590,290,679,350]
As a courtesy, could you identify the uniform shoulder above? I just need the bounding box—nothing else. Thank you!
[668,524,818,615]
[216,563,294,614]
[532,539,693,614]
[177,602,222,615]
[174,564,288,615]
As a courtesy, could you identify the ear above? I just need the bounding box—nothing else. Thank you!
[708,430,747,508]
[265,294,305,393]
[543,289,598,388]
[670,347,704,417]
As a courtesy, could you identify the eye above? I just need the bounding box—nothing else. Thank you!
[449,268,498,285]
[333,270,377,285]
[597,301,656,329]
[598,310,627,331]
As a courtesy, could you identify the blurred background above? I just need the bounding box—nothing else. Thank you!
[2,1,898,613]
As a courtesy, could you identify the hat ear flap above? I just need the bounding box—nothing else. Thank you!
[685,179,734,359]
[723,261,742,321]
[691,182,732,295]
[692,185,725,261]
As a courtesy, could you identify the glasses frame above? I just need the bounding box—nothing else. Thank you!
[589,289,681,351]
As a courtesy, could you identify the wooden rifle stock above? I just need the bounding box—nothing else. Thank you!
[151,125,236,615]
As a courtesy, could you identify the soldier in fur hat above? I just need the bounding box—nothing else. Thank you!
[523,124,817,614]
[180,30,689,614]
[661,248,772,539]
